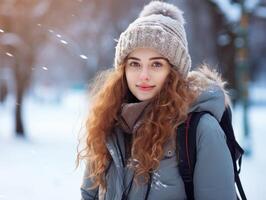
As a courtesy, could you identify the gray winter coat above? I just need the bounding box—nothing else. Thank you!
[81,69,237,200]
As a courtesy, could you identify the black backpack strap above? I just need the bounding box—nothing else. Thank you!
[144,172,152,200]
[220,108,247,200]
[177,112,208,200]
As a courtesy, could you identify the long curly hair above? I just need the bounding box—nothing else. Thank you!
[77,64,198,188]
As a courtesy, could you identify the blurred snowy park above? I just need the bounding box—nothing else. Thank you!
[0,90,87,200]
[1,0,266,199]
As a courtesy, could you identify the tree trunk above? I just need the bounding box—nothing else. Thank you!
[15,84,25,137]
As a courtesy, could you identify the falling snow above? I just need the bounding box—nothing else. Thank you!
[79,55,88,60]
[60,40,68,45]
[5,52,14,57]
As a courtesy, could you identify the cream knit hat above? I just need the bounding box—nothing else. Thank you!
[114,1,191,77]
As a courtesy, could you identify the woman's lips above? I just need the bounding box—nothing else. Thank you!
[136,85,155,91]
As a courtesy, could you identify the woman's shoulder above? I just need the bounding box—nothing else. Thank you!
[195,113,227,150]
[193,113,236,199]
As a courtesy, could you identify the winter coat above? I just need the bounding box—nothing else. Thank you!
[81,68,237,200]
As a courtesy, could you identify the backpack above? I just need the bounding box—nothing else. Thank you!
[177,107,247,200]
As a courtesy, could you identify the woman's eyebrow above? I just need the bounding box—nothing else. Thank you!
[127,56,168,62]
[127,57,140,61]
[149,57,168,61]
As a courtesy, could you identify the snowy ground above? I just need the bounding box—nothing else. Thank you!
[233,104,266,200]
[0,90,87,200]
[0,88,265,200]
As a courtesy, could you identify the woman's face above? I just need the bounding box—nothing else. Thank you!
[125,48,171,101]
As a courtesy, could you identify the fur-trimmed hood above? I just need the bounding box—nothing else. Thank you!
[188,65,231,122]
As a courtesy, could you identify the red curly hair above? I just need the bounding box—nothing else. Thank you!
[77,64,197,188]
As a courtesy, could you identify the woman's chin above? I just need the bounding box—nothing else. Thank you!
[134,93,155,101]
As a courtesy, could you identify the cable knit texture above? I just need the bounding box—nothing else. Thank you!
[114,1,191,78]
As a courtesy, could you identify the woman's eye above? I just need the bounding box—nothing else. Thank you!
[129,62,140,67]
[152,62,162,68]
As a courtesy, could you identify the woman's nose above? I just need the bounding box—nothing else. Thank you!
[139,67,150,81]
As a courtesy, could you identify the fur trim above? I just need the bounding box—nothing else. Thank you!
[188,64,232,107]
[139,1,185,24]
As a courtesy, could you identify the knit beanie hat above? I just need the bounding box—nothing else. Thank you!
[114,1,191,78]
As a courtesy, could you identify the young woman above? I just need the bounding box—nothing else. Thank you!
[78,1,237,199]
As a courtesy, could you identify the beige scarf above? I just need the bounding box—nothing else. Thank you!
[118,100,152,134]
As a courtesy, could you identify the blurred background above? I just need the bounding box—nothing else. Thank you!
[0,0,265,199]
